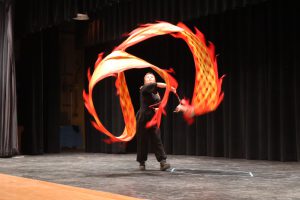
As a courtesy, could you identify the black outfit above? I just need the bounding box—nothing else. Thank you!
[136,83,167,163]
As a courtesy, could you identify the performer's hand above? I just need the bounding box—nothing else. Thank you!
[154,108,159,112]
[171,87,176,94]
[174,104,184,113]
[174,106,180,113]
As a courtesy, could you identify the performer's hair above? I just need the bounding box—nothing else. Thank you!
[144,72,155,77]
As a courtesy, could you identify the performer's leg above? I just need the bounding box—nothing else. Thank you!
[150,127,167,162]
[150,127,170,171]
[136,126,149,166]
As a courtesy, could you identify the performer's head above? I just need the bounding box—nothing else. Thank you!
[144,72,156,84]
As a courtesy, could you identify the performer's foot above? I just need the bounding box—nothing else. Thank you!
[160,160,170,171]
[139,162,146,171]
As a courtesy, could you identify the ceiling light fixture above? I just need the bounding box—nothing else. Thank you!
[73,13,89,21]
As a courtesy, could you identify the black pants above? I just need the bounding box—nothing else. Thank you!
[136,111,167,163]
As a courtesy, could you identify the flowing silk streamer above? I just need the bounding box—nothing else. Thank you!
[83,21,224,143]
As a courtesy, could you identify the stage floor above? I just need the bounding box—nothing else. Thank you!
[0,153,299,199]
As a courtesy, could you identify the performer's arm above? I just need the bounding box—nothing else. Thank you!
[156,82,166,88]
[157,82,176,93]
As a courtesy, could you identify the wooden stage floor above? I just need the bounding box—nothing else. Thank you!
[0,173,139,200]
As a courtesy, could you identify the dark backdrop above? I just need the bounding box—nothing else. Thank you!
[16,29,60,154]
[85,0,300,161]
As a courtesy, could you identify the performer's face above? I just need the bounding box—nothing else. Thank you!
[144,73,156,84]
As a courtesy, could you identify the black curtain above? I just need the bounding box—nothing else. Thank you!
[85,0,300,161]
[16,28,60,154]
[14,0,130,37]
[85,0,268,45]
[14,0,267,40]
[0,0,18,157]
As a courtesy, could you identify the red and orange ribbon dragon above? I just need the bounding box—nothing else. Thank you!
[83,21,225,143]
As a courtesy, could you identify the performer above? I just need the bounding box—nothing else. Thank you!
[136,72,176,171]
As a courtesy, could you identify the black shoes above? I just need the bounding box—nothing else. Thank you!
[160,160,171,171]
[139,162,146,171]
[139,160,171,171]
